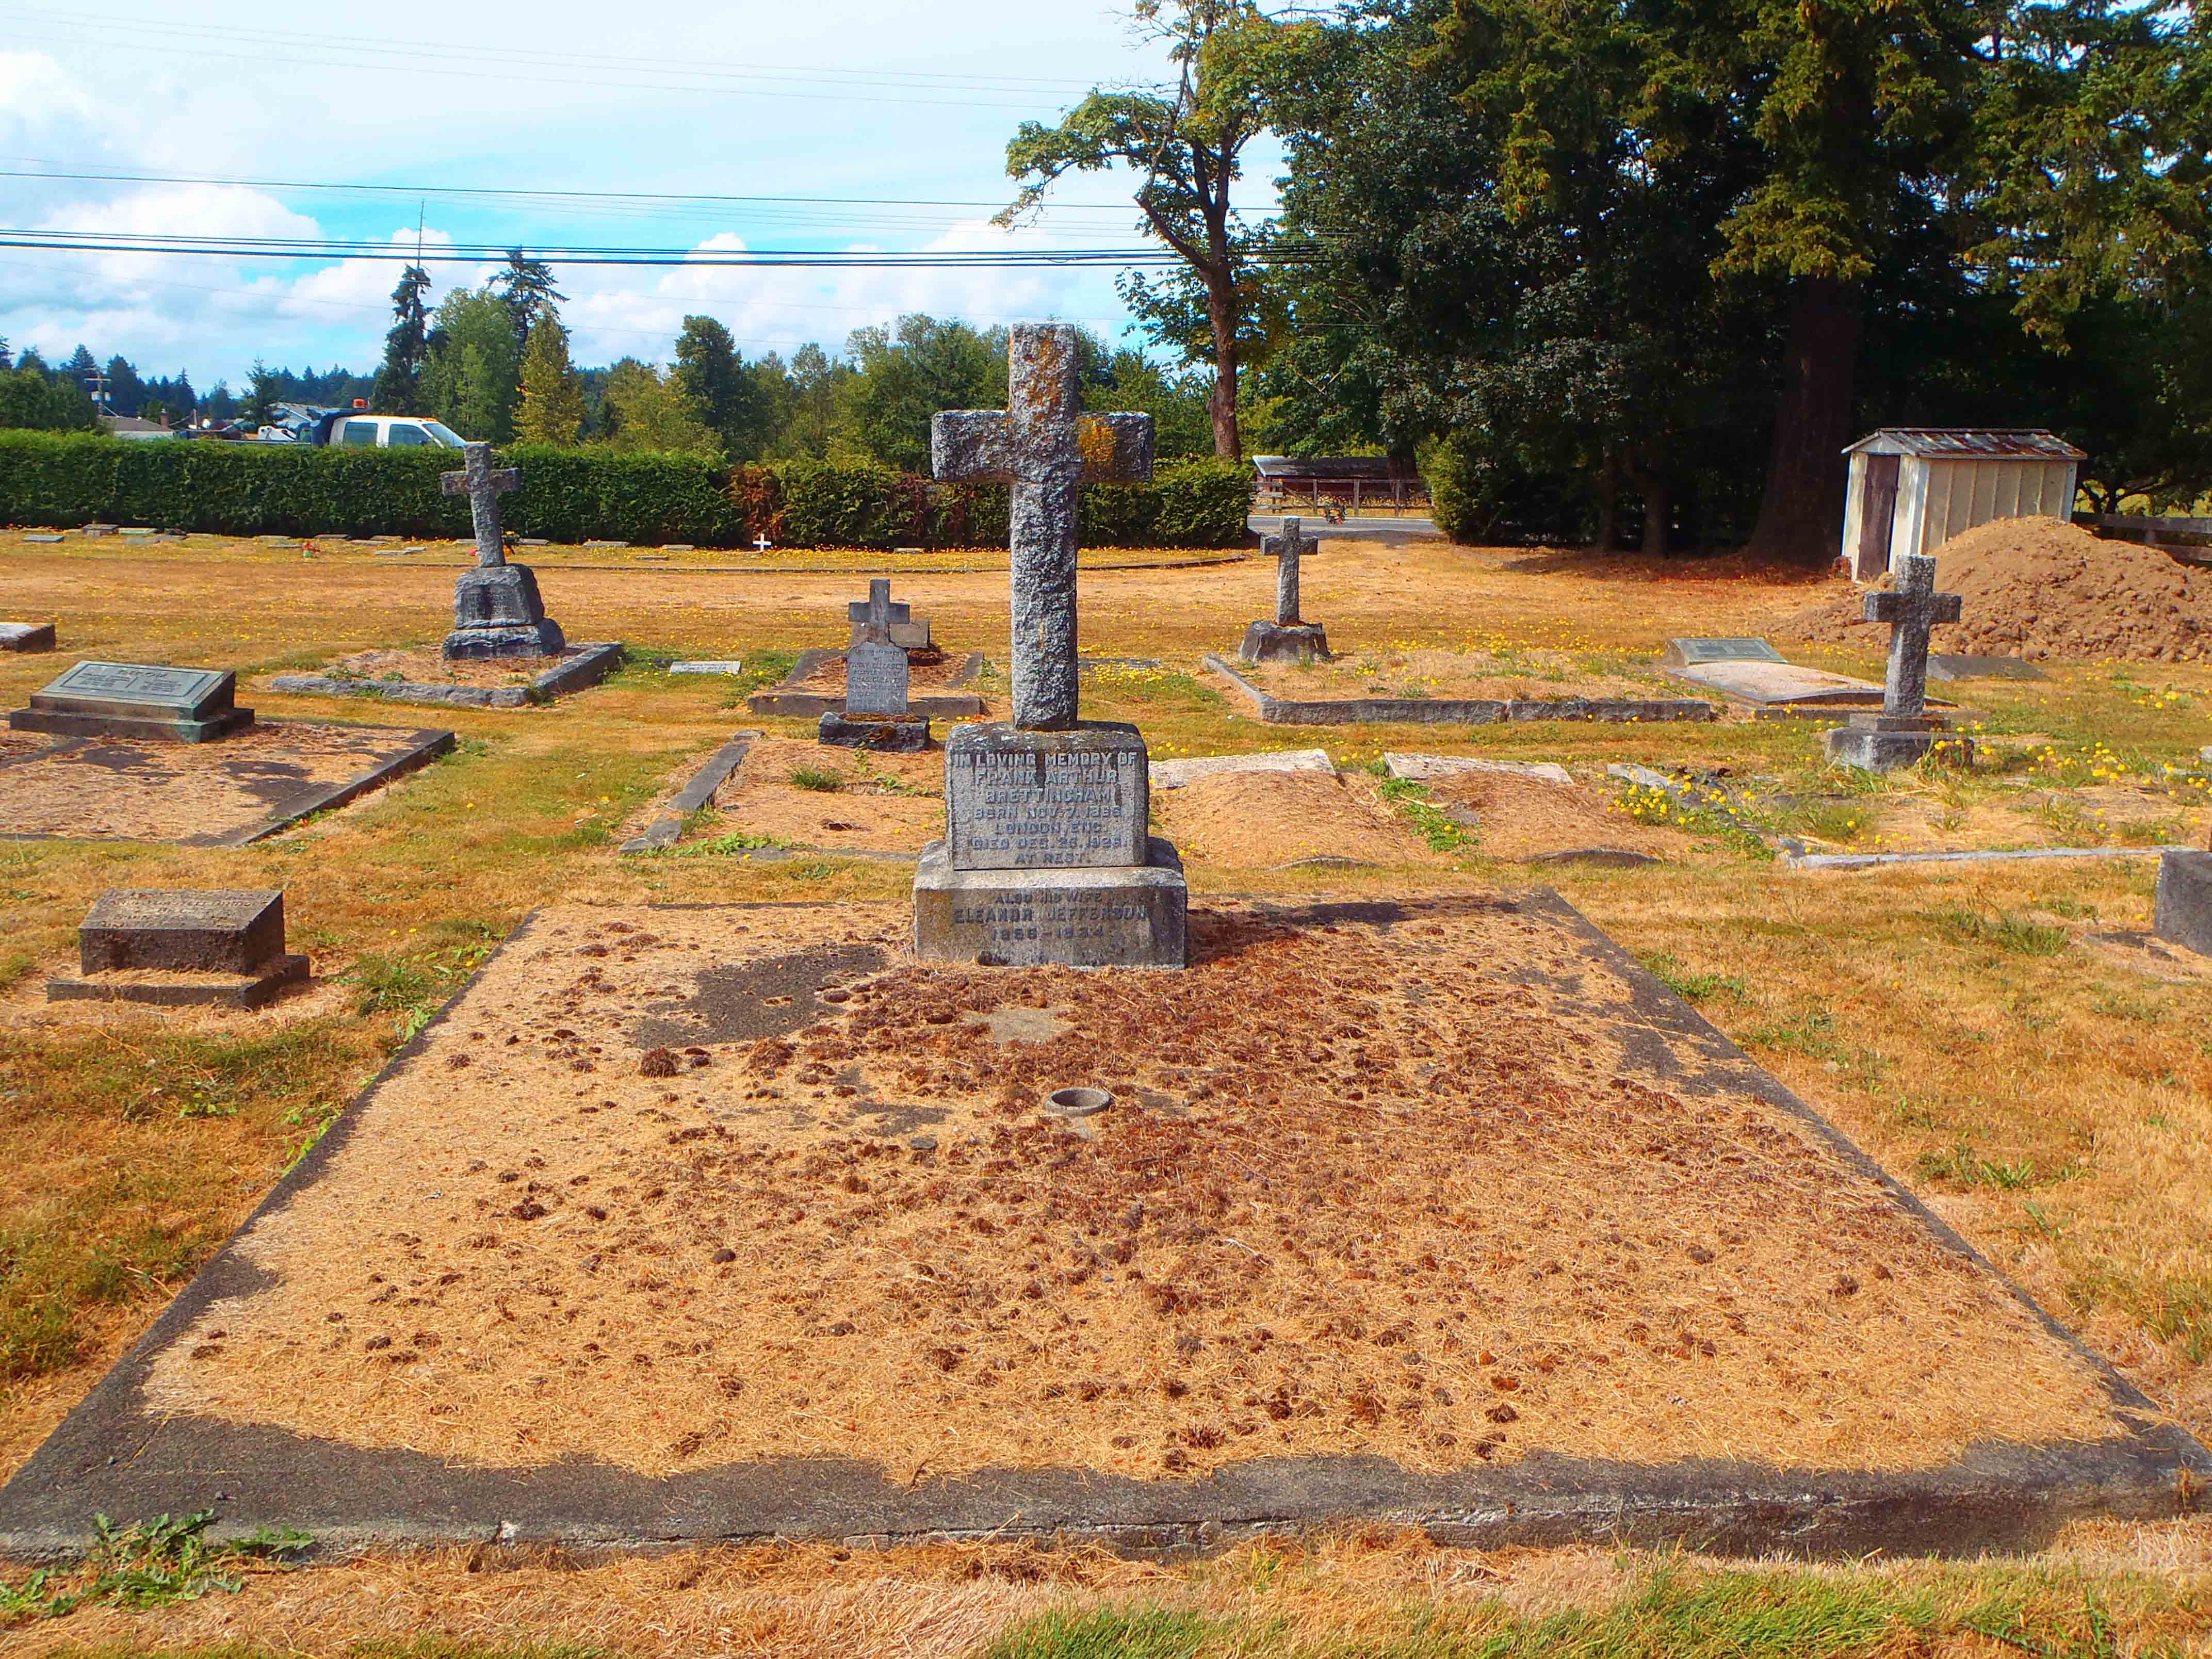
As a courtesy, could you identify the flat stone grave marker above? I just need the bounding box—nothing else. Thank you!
[0,622,55,653]
[9,660,253,743]
[1660,636,1894,710]
[48,888,310,1010]
[23,534,62,544]
[1660,637,1786,667]
[1385,753,1573,785]
[669,660,743,676]
[80,524,116,538]
[1929,654,2046,682]
[1151,748,1335,789]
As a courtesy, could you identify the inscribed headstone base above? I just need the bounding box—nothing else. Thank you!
[913,836,1188,968]
[1239,620,1332,665]
[818,711,931,752]
[51,887,310,1008]
[2155,849,2212,957]
[945,721,1150,870]
[1824,715,1975,773]
[443,565,566,661]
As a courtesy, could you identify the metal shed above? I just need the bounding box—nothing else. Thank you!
[1840,428,2085,580]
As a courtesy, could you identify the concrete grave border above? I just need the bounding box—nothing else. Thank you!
[620,731,761,853]
[267,643,625,710]
[747,649,987,719]
[0,723,453,848]
[0,891,2199,1564]
[1203,656,1717,727]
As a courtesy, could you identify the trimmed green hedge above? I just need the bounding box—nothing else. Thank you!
[0,433,1252,549]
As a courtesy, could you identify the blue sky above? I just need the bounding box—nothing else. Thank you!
[0,2,1282,389]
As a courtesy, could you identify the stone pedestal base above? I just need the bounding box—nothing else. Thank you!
[10,706,252,743]
[1825,715,1973,773]
[914,837,1188,968]
[1240,621,1331,665]
[820,711,930,752]
[2155,849,2212,957]
[444,566,566,661]
[48,954,308,1011]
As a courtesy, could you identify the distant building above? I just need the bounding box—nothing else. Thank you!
[1252,455,1429,515]
[1841,428,2085,581]
[99,414,178,442]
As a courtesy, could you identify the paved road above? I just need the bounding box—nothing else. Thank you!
[1248,512,1440,542]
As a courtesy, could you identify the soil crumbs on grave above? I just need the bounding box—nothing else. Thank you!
[1233,645,1672,704]
[711,736,942,851]
[142,898,2123,1486]
[0,722,435,841]
[295,647,571,689]
[1153,771,1436,867]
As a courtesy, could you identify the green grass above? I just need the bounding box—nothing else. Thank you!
[1932,905,2070,956]
[1376,777,1475,852]
[789,766,844,793]
[0,1510,311,1624]
[1640,952,1750,1003]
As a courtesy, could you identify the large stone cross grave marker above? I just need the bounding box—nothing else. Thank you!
[931,326,1153,730]
[914,323,1186,968]
[441,443,520,567]
[1824,552,1972,772]
[1240,515,1331,664]
[438,443,565,661]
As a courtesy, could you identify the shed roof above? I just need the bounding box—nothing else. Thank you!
[1844,427,2086,461]
[1252,455,1420,482]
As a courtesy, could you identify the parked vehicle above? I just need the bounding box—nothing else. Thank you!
[309,411,470,449]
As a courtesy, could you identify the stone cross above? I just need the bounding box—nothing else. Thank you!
[755,534,774,552]
[933,324,1154,731]
[1865,551,1962,720]
[848,578,909,640]
[440,442,521,568]
[1264,516,1313,626]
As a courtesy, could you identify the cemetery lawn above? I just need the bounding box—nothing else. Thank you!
[4,527,2212,1645]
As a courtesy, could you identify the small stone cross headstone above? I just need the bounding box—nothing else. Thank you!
[1240,515,1331,664]
[844,581,911,719]
[1824,552,1972,772]
[1268,517,1313,625]
[1869,552,1963,722]
[931,326,1155,731]
[848,578,911,639]
[440,443,522,568]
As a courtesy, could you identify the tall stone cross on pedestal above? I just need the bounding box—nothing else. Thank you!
[932,324,1154,730]
[1869,551,1962,722]
[1240,515,1331,665]
[441,442,521,568]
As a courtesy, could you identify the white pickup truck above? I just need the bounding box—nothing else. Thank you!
[309,412,470,449]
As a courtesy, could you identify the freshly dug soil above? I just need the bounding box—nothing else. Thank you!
[1784,517,2212,663]
[710,736,943,852]
[141,900,2122,1483]
[1152,772,1435,867]
[1424,773,1693,861]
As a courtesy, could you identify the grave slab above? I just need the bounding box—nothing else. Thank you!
[2,894,2199,1561]
[1152,749,1335,789]
[269,644,622,710]
[49,888,310,1010]
[1928,654,2047,683]
[818,712,931,752]
[1207,657,1717,726]
[9,660,253,743]
[669,661,744,676]
[1661,637,1787,668]
[0,722,453,846]
[619,732,760,853]
[1385,753,1574,786]
[0,622,55,653]
[748,649,987,719]
[1663,659,1890,708]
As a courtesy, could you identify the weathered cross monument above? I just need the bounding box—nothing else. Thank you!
[1240,516,1331,664]
[913,324,1188,968]
[441,444,566,660]
[1825,551,1972,771]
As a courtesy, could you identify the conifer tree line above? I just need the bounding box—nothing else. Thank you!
[1016,0,2212,560]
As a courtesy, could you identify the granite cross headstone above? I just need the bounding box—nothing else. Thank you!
[1268,516,1312,626]
[440,442,522,568]
[916,323,1186,968]
[844,580,910,718]
[1239,515,1331,664]
[931,325,1154,730]
[1824,552,1972,772]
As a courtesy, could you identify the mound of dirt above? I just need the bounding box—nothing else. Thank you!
[1153,771,1430,867]
[1783,516,2212,663]
[1424,772,1689,861]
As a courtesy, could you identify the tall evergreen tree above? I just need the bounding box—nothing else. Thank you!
[103,355,145,417]
[372,265,433,414]
[673,315,771,457]
[517,316,585,445]
[493,252,566,356]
